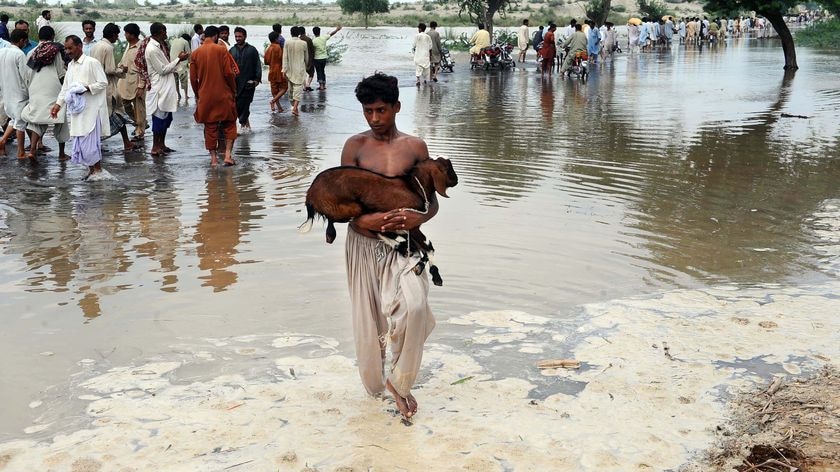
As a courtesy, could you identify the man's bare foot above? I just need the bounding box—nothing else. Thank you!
[58,153,69,161]
[124,142,136,152]
[270,101,276,112]
[406,393,418,416]
[25,153,38,163]
[386,379,413,418]
[17,152,26,159]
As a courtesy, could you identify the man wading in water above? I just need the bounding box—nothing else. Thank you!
[340,73,438,419]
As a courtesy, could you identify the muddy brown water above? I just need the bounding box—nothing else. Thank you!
[1,26,838,439]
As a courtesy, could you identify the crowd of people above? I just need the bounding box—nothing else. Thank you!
[0,15,342,175]
[515,14,778,75]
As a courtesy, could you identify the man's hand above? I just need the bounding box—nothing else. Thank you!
[177,51,189,61]
[49,103,60,119]
[135,86,145,99]
[353,209,424,233]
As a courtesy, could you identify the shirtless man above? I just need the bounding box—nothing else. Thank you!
[340,73,438,419]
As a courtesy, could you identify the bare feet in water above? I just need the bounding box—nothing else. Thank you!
[386,379,416,419]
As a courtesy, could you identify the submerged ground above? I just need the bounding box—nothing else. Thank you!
[1,26,839,470]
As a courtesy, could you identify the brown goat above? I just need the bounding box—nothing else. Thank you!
[299,157,458,285]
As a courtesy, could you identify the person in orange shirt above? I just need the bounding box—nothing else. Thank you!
[189,25,239,167]
[264,31,288,112]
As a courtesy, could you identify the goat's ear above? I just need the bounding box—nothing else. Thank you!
[433,161,449,198]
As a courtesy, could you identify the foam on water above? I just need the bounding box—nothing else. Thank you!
[2,282,837,471]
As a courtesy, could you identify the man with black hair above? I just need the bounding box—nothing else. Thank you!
[82,20,97,55]
[427,21,443,82]
[340,72,439,420]
[191,24,203,51]
[21,25,69,161]
[311,24,341,91]
[170,32,191,101]
[118,23,146,141]
[230,26,260,133]
[218,25,230,49]
[271,23,285,47]
[144,22,188,156]
[265,31,287,112]
[91,22,134,152]
[0,14,9,41]
[282,26,308,116]
[299,27,316,92]
[36,10,51,31]
[412,22,432,86]
[0,29,30,159]
[14,20,38,54]
[51,35,110,178]
[190,25,238,166]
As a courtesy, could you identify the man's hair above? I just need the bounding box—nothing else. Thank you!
[290,26,300,37]
[38,25,55,40]
[219,25,229,32]
[478,23,485,29]
[272,23,282,33]
[538,25,544,30]
[66,34,82,45]
[181,33,191,41]
[570,19,577,25]
[0,14,9,23]
[194,23,203,33]
[313,26,321,35]
[574,24,582,31]
[124,23,140,37]
[102,22,120,40]
[430,21,438,28]
[268,31,278,43]
[82,19,95,28]
[300,27,307,35]
[149,22,165,37]
[522,19,528,25]
[42,10,50,16]
[15,19,28,27]
[418,22,426,31]
[10,28,28,43]
[354,72,399,105]
[204,25,219,37]
[234,26,246,36]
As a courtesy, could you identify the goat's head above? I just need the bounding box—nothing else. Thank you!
[416,157,458,198]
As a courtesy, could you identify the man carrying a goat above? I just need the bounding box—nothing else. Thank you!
[340,72,439,420]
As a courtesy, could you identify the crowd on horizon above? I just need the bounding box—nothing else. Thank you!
[0,11,342,177]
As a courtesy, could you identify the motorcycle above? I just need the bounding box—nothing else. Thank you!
[563,49,589,80]
[439,47,454,73]
[470,43,515,70]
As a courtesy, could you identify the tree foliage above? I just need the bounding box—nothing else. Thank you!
[337,0,389,28]
[585,0,612,25]
[455,0,515,35]
[637,0,670,19]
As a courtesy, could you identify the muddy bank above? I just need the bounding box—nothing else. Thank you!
[1,282,837,471]
[682,367,840,471]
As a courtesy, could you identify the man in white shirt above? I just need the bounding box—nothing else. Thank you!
[82,20,98,55]
[0,29,29,159]
[517,19,529,64]
[144,22,188,157]
[191,23,203,51]
[36,10,51,31]
[412,22,432,87]
[51,35,110,178]
[90,22,134,152]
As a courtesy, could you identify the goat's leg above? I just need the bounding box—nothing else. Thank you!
[409,229,443,286]
[326,220,337,244]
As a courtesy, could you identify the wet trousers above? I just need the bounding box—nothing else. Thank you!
[235,88,255,125]
[122,96,146,137]
[345,228,436,398]
[202,120,237,151]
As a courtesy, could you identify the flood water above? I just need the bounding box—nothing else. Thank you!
[1,26,839,447]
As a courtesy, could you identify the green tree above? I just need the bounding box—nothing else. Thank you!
[454,0,515,36]
[337,0,389,28]
[703,0,798,69]
[637,0,670,19]
[585,0,612,25]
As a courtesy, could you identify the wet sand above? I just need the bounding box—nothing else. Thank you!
[1,28,839,470]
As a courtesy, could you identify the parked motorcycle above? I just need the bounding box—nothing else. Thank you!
[439,47,454,73]
[470,43,515,70]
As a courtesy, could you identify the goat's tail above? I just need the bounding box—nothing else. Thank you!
[298,202,315,234]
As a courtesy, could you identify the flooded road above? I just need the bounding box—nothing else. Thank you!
[1,26,839,469]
